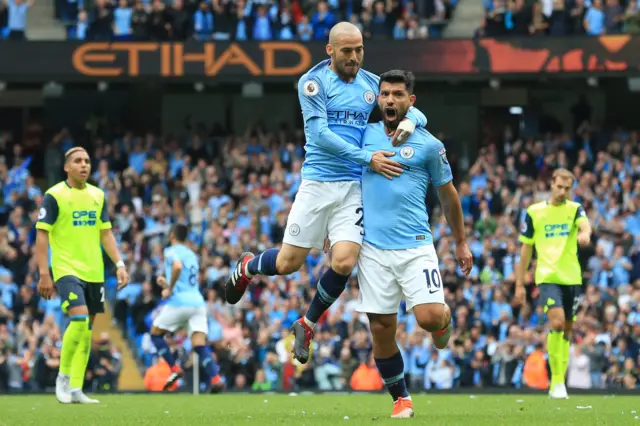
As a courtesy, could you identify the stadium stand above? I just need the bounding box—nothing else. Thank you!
[0,104,639,393]
[43,0,456,42]
[477,0,640,37]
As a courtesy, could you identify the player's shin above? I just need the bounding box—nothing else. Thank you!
[151,334,177,369]
[547,330,565,386]
[60,315,89,377]
[246,248,280,276]
[375,351,410,402]
[193,345,220,384]
[304,268,350,327]
[70,321,92,391]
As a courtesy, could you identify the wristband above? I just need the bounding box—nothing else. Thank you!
[116,260,125,269]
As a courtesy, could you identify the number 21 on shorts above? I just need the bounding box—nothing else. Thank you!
[423,269,442,294]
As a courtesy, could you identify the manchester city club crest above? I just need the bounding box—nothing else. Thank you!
[303,80,319,97]
[363,90,376,104]
[400,146,414,159]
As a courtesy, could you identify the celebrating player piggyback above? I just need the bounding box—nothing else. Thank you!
[356,70,473,419]
[225,22,429,366]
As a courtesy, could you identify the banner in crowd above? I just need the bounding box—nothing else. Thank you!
[1,36,639,81]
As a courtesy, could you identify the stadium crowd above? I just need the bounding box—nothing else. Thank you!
[478,0,640,37]
[0,103,640,393]
[47,0,452,41]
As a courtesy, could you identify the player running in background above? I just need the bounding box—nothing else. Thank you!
[515,168,592,399]
[225,22,428,364]
[35,147,130,404]
[150,223,223,392]
[354,70,472,418]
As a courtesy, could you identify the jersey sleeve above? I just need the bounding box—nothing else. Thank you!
[425,140,453,187]
[574,204,588,226]
[98,192,112,230]
[35,193,59,232]
[405,106,428,128]
[518,211,535,245]
[298,76,327,122]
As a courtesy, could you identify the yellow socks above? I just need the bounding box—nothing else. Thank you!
[59,316,89,376]
[70,321,93,391]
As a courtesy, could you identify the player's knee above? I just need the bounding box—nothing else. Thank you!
[368,314,396,339]
[414,304,448,332]
[191,332,206,347]
[330,244,359,275]
[67,305,89,317]
[547,312,565,331]
[150,326,164,336]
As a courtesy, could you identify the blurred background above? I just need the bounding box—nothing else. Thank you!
[0,0,640,395]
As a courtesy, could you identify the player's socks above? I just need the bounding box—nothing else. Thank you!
[246,248,279,277]
[151,335,176,367]
[304,268,350,326]
[547,330,564,386]
[70,321,93,391]
[193,345,220,383]
[375,351,410,402]
[60,315,89,377]
[560,336,571,379]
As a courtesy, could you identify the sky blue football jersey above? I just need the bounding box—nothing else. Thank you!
[297,60,426,182]
[163,244,205,307]
[361,123,453,250]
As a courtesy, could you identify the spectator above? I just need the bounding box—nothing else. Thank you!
[89,0,114,41]
[604,0,624,33]
[3,0,32,41]
[311,1,334,40]
[252,5,273,40]
[193,1,213,41]
[113,0,133,41]
[584,0,605,35]
[130,1,149,40]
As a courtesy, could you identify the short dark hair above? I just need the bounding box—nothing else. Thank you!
[171,223,189,243]
[64,147,88,164]
[379,69,415,94]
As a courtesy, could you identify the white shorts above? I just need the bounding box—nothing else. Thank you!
[283,180,363,250]
[356,242,445,314]
[152,305,208,335]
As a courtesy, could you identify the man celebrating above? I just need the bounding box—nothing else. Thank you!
[356,69,472,418]
[225,22,428,364]
[516,168,592,399]
[35,147,129,404]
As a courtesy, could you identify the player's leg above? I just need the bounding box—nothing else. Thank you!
[539,284,569,399]
[292,182,363,363]
[225,180,329,304]
[401,245,452,349]
[150,306,187,390]
[368,313,414,418]
[188,307,223,393]
[55,276,90,404]
[355,244,412,418]
[559,286,582,391]
[68,281,103,404]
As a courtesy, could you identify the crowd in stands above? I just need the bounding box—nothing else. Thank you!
[478,0,640,37]
[49,0,452,41]
[0,99,640,393]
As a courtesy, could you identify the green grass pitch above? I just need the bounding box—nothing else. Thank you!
[2,393,639,425]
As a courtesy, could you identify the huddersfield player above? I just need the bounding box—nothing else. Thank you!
[355,70,472,418]
[225,22,428,364]
[516,168,591,399]
[150,223,223,392]
[35,147,130,404]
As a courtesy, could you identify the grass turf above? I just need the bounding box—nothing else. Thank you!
[1,393,639,426]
